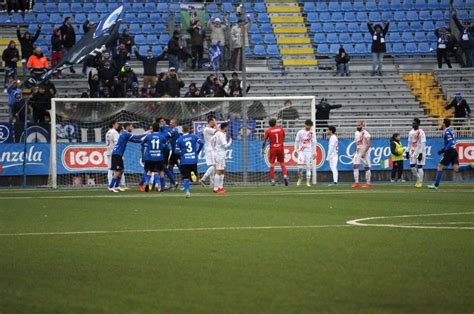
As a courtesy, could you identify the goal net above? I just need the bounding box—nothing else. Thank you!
[49,96,317,188]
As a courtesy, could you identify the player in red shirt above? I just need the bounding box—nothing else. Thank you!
[261,118,288,186]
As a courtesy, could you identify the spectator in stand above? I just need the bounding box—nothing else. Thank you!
[390,133,404,183]
[188,20,205,70]
[119,28,135,54]
[98,49,115,69]
[208,17,227,70]
[11,89,26,123]
[435,26,453,68]
[51,27,63,78]
[205,88,215,98]
[30,84,52,123]
[184,82,201,97]
[115,43,131,70]
[98,60,116,89]
[201,73,216,96]
[228,72,250,96]
[230,17,252,71]
[164,67,184,97]
[16,24,41,76]
[453,13,473,68]
[118,62,137,85]
[115,75,132,98]
[154,72,167,97]
[88,72,100,97]
[0,0,6,12]
[83,20,93,34]
[7,79,22,122]
[27,47,48,79]
[81,20,95,76]
[134,46,167,95]
[445,92,471,125]
[315,97,342,130]
[42,78,56,98]
[60,17,76,73]
[213,73,228,97]
[368,21,389,76]
[277,100,299,120]
[168,30,181,71]
[2,40,19,90]
[335,47,350,76]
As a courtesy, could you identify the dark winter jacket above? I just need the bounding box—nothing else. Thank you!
[168,37,181,55]
[445,98,471,118]
[187,26,205,46]
[51,33,62,53]
[368,23,389,53]
[17,28,40,59]
[335,52,350,64]
[453,15,474,49]
[434,29,453,50]
[316,102,342,121]
[119,33,135,53]
[164,75,185,97]
[2,43,20,68]
[135,50,166,76]
[59,23,76,48]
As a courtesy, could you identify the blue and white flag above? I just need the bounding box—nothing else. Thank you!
[206,41,222,74]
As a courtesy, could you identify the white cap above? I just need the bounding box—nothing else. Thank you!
[214,18,221,23]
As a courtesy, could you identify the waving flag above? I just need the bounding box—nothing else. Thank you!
[41,5,123,81]
[205,41,222,74]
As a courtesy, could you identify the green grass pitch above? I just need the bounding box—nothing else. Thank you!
[1,183,473,313]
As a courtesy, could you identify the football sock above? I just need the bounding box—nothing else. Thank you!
[202,166,215,181]
[281,165,287,176]
[306,168,311,183]
[269,167,275,180]
[410,166,419,180]
[418,168,424,183]
[183,179,190,193]
[120,173,126,186]
[365,170,371,184]
[139,171,146,185]
[109,178,116,189]
[145,174,151,185]
[435,170,443,186]
[219,175,225,189]
[153,174,159,189]
[115,176,121,188]
[160,176,166,190]
[353,168,359,183]
[213,174,220,191]
[107,170,114,185]
[164,168,175,185]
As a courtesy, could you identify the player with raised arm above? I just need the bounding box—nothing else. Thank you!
[176,125,204,198]
[142,123,168,192]
[159,118,178,190]
[261,118,288,186]
[428,118,474,190]
[109,123,146,192]
[294,120,316,187]
[352,121,372,188]
[211,122,232,194]
[167,119,181,175]
[199,117,217,186]
[406,118,426,188]
[327,126,339,186]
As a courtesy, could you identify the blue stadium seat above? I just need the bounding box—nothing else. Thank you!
[317,44,330,54]
[466,0,474,8]
[10,13,24,24]
[138,46,148,55]
[130,24,142,34]
[303,2,316,12]
[328,2,340,11]
[402,32,414,42]
[415,0,428,9]
[427,31,437,41]
[49,13,62,24]
[356,12,367,22]
[142,24,154,34]
[245,47,252,57]
[339,33,351,43]
[264,34,276,44]
[245,3,253,13]
[316,2,329,11]
[131,4,144,13]
[414,32,427,42]
[398,21,410,31]
[404,0,416,10]
[341,2,353,11]
[169,4,180,13]
[332,12,343,22]
[352,33,364,43]
[330,44,340,54]
[251,34,263,45]
[323,23,335,32]
[75,13,87,24]
[36,13,49,24]
[137,13,150,23]
[45,3,57,12]
[435,20,448,29]
[82,3,94,13]
[147,36,159,45]
[253,44,266,56]
[382,12,394,21]
[310,23,322,33]
[150,15,161,23]
[145,3,156,12]
[155,25,167,34]
[391,0,403,10]
[379,0,391,10]
[41,24,52,34]
[428,0,440,9]
[159,34,170,45]
[366,2,378,11]
[407,11,419,21]
[125,13,138,24]
[319,12,330,21]
[439,0,450,9]
[248,24,259,34]
[344,44,355,54]
[353,2,365,11]
[335,23,347,32]
[410,21,423,31]
[108,3,119,11]
[406,42,418,53]
[314,33,326,43]
[431,10,445,20]
[369,12,381,21]
[152,46,163,56]
[267,45,279,56]
[96,3,108,13]
[344,12,356,22]
[347,22,359,32]
[71,3,83,13]
[254,3,266,13]
[257,13,270,23]
[393,43,406,53]
[57,3,69,13]
[419,10,431,21]
[354,43,368,54]
[157,3,168,13]
[360,23,369,32]
[88,13,100,23]
[394,11,407,21]
[207,3,219,13]
[418,42,432,53]
[261,24,273,34]
[327,33,339,43]
[423,21,436,31]
[223,3,234,12]
[23,13,36,24]
[35,3,46,13]
[307,13,318,23]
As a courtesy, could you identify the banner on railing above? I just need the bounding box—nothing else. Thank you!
[1,138,474,176]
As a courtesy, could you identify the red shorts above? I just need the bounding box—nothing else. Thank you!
[269,147,285,164]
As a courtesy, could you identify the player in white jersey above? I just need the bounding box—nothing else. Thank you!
[405,118,426,188]
[211,122,232,194]
[294,120,316,187]
[326,126,339,186]
[200,117,217,186]
[105,120,127,190]
[352,121,372,188]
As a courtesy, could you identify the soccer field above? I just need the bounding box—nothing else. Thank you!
[1,184,473,313]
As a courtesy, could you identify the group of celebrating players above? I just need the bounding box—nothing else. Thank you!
[103,115,473,197]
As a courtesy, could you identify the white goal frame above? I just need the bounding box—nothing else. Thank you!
[50,96,317,188]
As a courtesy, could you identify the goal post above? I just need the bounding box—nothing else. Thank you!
[49,96,317,188]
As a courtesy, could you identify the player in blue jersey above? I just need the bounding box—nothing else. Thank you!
[175,125,204,198]
[167,119,182,172]
[137,124,153,192]
[428,118,474,190]
[142,122,168,192]
[109,123,146,192]
[158,118,178,190]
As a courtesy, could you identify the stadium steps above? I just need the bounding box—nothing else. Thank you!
[266,0,317,69]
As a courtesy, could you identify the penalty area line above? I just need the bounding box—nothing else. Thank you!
[0,224,352,237]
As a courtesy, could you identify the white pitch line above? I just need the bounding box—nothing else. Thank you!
[1,189,473,201]
[347,212,474,230]
[0,224,352,237]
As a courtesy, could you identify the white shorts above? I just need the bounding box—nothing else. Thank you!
[409,155,426,166]
[297,151,313,167]
[215,157,226,171]
[205,151,215,166]
[106,153,112,168]
[327,155,338,168]
[353,152,371,167]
